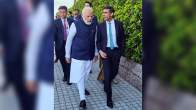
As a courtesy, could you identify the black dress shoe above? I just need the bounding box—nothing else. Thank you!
[79,100,86,109]
[107,99,113,108]
[90,70,92,73]
[104,88,106,93]
[62,78,67,82]
[85,89,90,95]
[0,82,10,91]
[67,82,72,85]
[102,80,105,84]
[54,58,58,63]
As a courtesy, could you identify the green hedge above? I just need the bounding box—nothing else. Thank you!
[154,0,196,93]
[70,0,142,63]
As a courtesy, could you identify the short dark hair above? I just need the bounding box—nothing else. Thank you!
[85,1,92,7]
[58,6,67,11]
[69,11,72,14]
[74,9,80,12]
[103,5,115,13]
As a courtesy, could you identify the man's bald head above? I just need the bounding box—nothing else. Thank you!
[82,7,93,25]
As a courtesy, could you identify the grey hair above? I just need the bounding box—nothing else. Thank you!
[82,7,93,16]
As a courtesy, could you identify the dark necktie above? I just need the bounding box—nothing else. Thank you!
[19,3,28,43]
[64,19,67,40]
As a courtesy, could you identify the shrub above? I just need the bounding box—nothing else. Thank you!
[154,0,196,93]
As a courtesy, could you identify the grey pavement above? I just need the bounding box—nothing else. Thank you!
[0,57,20,110]
[54,61,142,110]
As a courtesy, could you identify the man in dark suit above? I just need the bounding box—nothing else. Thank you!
[68,11,73,19]
[97,5,125,108]
[54,6,73,85]
[72,9,81,21]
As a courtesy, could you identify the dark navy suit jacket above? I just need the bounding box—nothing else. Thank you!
[97,20,125,55]
[54,18,73,57]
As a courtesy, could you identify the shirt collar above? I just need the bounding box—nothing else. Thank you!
[106,19,114,24]
[61,18,67,22]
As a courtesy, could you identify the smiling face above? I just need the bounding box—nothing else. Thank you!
[103,9,113,21]
[59,9,67,19]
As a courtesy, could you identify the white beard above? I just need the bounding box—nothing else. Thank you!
[84,20,92,25]
[82,17,92,25]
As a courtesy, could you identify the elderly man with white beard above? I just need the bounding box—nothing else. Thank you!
[65,7,98,109]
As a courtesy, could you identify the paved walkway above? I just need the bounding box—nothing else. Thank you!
[0,58,20,110]
[54,61,142,110]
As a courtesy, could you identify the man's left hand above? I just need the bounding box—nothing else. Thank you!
[93,55,98,62]
[66,58,71,63]
[25,80,38,93]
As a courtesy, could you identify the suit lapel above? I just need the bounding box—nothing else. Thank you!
[114,20,119,39]
[57,19,64,40]
[67,18,71,26]
[103,21,108,49]
[59,19,64,29]
[103,21,107,40]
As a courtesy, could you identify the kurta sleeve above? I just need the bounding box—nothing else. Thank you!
[95,26,98,56]
[65,23,76,58]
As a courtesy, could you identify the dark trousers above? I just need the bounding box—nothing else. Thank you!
[14,82,36,110]
[58,55,66,79]
[59,57,71,82]
[102,48,121,99]
[55,41,71,82]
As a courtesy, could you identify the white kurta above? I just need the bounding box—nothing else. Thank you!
[65,23,98,83]
[36,82,54,110]
[70,59,92,83]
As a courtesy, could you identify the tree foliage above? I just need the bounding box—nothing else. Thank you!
[154,0,196,93]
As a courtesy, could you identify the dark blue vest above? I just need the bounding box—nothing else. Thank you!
[71,19,96,60]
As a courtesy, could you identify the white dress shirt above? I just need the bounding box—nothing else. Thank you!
[106,19,118,48]
[65,23,98,59]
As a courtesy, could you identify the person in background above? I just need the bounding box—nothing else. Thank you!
[97,58,104,82]
[68,11,73,19]
[72,9,81,21]
[54,6,73,85]
[55,12,60,19]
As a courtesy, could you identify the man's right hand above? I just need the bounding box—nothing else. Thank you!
[99,50,107,59]
[0,45,3,56]
[54,58,58,63]
[66,58,71,63]
[25,80,37,94]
